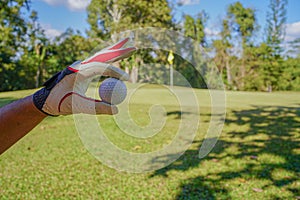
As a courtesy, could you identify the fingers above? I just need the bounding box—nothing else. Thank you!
[82,37,136,64]
[103,65,130,81]
[95,101,118,115]
[66,37,133,84]
[76,62,129,81]
[61,92,118,115]
[81,47,136,64]
[107,37,130,50]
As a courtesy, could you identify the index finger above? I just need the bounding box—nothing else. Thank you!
[77,62,130,81]
[81,47,136,64]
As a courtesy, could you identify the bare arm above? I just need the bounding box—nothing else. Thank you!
[0,95,46,154]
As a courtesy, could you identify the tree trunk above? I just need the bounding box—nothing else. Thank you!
[130,66,138,83]
[267,84,272,92]
[226,58,232,85]
[35,44,41,88]
[35,67,40,88]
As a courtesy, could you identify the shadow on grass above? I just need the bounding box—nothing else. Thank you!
[166,111,193,119]
[150,106,300,199]
[0,97,18,108]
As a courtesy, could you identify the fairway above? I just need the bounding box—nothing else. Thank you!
[0,86,299,199]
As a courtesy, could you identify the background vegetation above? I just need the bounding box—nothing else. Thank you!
[1,0,300,92]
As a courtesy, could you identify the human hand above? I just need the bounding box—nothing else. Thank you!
[33,38,136,116]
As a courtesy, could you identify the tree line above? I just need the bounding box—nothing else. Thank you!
[1,0,299,92]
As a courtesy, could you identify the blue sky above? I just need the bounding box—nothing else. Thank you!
[30,0,300,42]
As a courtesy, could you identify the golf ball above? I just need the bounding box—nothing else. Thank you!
[99,78,127,105]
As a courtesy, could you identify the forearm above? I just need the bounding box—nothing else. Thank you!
[0,95,47,154]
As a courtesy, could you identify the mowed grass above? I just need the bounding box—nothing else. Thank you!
[0,85,299,200]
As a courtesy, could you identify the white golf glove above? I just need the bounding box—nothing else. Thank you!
[33,38,136,116]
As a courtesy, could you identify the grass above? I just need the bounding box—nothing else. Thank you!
[0,85,299,199]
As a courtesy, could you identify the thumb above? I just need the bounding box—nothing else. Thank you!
[95,101,118,115]
[61,92,118,115]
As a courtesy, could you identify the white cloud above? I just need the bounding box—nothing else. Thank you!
[42,0,90,11]
[41,24,62,39]
[66,0,90,11]
[204,27,220,37]
[285,21,300,42]
[177,0,200,6]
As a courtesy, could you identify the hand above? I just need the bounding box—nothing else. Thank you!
[33,38,136,116]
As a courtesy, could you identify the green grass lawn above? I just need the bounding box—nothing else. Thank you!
[0,85,299,199]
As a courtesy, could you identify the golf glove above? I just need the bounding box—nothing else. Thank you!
[33,38,135,116]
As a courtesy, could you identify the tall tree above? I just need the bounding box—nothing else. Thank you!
[213,19,233,88]
[227,2,256,90]
[183,11,207,46]
[181,12,208,88]
[260,0,288,92]
[265,0,287,57]
[227,2,256,46]
[22,10,49,87]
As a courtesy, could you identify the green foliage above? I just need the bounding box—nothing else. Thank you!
[227,1,256,44]
[87,0,173,38]
[0,0,31,91]
[212,19,233,88]
[49,28,94,71]
[183,12,207,46]
[259,0,288,92]
[288,37,300,57]
[225,2,257,90]
[135,49,206,88]
[279,57,300,91]
[20,10,49,88]
[265,0,287,56]
[242,43,269,91]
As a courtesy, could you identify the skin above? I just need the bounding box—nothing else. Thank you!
[0,95,46,154]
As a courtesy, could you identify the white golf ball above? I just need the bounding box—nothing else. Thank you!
[99,78,127,105]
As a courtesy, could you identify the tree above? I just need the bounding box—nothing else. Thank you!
[243,43,272,91]
[177,12,208,88]
[183,11,208,46]
[0,0,31,91]
[259,0,288,92]
[265,0,287,57]
[279,57,300,91]
[87,0,173,39]
[227,2,256,90]
[280,37,300,91]
[48,28,94,73]
[212,19,233,88]
[227,2,256,46]
[20,10,49,88]
[288,37,300,57]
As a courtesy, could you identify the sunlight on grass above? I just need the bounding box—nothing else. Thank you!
[0,87,299,199]
[258,153,286,164]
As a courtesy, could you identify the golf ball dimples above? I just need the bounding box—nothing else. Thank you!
[99,78,127,105]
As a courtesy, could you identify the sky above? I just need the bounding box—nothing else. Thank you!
[30,0,300,42]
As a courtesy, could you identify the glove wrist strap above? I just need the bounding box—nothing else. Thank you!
[33,89,57,116]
